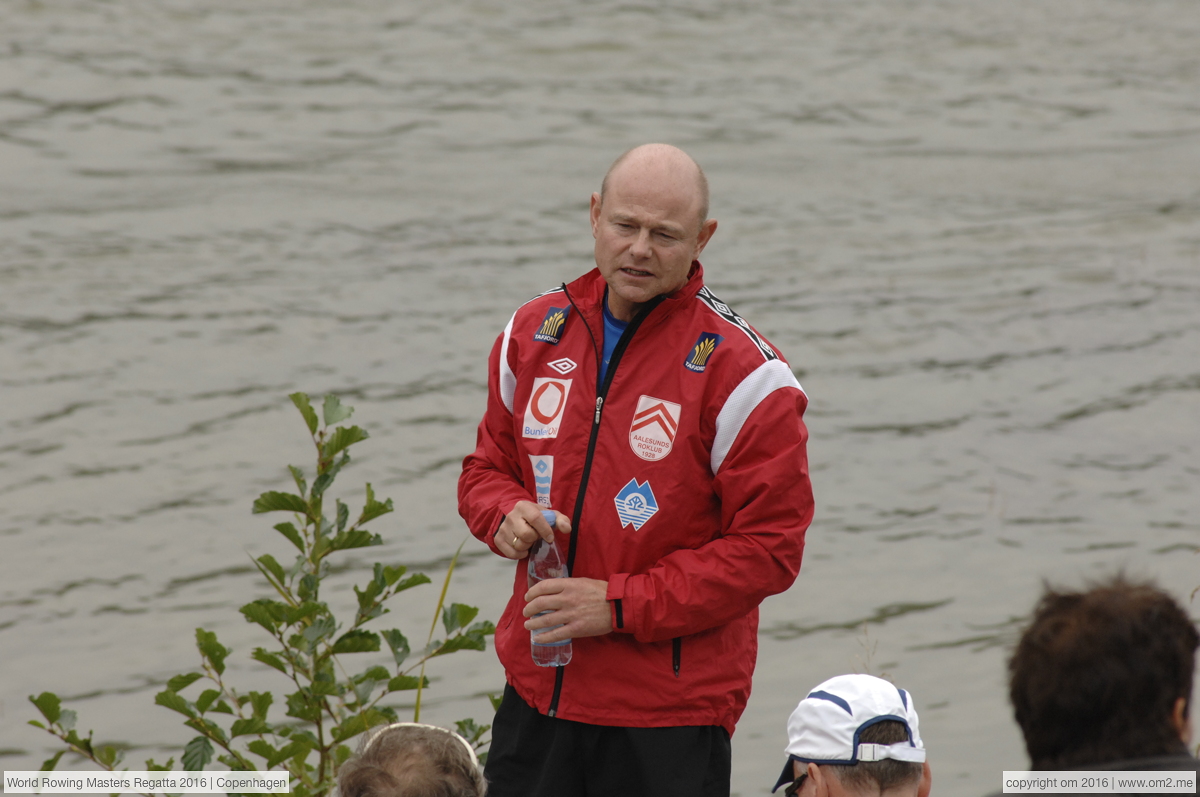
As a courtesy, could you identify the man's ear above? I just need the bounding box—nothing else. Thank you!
[806,762,828,797]
[1172,696,1191,745]
[917,760,932,797]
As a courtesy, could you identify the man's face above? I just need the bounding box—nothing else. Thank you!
[590,159,717,321]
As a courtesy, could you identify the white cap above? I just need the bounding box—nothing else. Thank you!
[772,674,925,793]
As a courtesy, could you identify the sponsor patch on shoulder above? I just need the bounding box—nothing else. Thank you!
[629,395,681,461]
[547,357,577,375]
[685,332,724,372]
[529,455,553,507]
[533,306,571,344]
[522,377,572,439]
[614,478,658,530]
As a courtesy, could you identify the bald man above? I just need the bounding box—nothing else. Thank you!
[459,144,814,797]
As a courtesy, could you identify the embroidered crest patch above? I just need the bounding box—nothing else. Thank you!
[522,377,572,439]
[533,306,571,344]
[614,478,658,530]
[685,332,724,373]
[629,395,681,461]
[529,455,553,507]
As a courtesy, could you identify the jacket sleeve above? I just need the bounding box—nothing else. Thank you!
[607,364,813,643]
[458,325,535,556]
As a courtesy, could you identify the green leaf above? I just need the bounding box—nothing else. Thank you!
[252,647,289,674]
[488,692,504,712]
[29,692,61,724]
[255,553,287,587]
[394,572,433,593]
[355,666,391,684]
[354,580,381,612]
[381,629,410,666]
[95,745,122,768]
[284,601,326,626]
[322,395,353,427]
[334,744,354,768]
[40,750,64,772]
[336,500,349,532]
[184,717,228,745]
[57,710,76,732]
[359,483,393,525]
[155,690,197,718]
[182,736,213,771]
[455,718,490,747]
[330,710,387,744]
[145,757,175,771]
[195,628,230,676]
[302,617,337,650]
[230,717,270,738]
[330,530,382,551]
[310,472,334,499]
[252,490,310,516]
[426,632,488,658]
[247,739,278,764]
[290,392,319,435]
[331,629,380,654]
[288,465,308,497]
[210,701,235,715]
[442,603,480,634]
[240,600,279,632]
[274,522,305,552]
[271,741,308,769]
[468,620,497,636]
[386,675,425,692]
[195,689,221,714]
[285,691,322,723]
[321,425,367,460]
[166,672,204,693]
[298,574,318,601]
[250,691,273,721]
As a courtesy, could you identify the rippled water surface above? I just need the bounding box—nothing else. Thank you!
[3,2,1199,794]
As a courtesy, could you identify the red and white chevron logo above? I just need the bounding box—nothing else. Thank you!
[628,395,682,462]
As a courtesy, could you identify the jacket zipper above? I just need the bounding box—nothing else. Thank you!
[672,637,682,677]
[545,286,664,717]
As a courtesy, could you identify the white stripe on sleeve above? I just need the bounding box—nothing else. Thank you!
[711,359,805,474]
[498,311,517,413]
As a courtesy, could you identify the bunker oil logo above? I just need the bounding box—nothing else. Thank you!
[522,377,572,439]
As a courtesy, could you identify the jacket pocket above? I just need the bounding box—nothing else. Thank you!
[672,637,682,678]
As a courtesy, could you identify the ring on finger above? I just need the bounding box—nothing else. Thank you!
[513,535,520,547]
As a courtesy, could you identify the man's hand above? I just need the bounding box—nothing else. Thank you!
[496,500,572,560]
[523,577,613,642]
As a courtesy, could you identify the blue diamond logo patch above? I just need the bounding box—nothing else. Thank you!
[614,478,658,530]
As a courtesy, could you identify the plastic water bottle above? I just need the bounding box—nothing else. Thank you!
[529,510,572,667]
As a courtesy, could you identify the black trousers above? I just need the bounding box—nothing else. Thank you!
[484,684,732,797]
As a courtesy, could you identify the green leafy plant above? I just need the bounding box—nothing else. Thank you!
[29,393,496,796]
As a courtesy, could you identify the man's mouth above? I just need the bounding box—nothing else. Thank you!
[621,267,653,277]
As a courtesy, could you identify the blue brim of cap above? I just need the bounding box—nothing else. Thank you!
[772,757,796,793]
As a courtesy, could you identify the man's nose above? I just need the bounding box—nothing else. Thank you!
[630,229,652,258]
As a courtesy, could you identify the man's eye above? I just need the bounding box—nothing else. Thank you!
[655,232,677,242]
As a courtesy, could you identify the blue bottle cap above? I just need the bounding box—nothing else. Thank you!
[541,510,557,528]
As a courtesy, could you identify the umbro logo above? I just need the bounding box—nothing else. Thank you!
[547,358,577,375]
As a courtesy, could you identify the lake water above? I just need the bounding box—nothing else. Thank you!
[2,2,1199,794]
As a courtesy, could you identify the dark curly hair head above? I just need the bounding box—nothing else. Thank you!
[1008,576,1198,769]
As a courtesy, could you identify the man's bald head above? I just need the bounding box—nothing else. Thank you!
[599,144,710,232]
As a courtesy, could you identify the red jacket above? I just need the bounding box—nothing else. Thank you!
[458,264,813,735]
